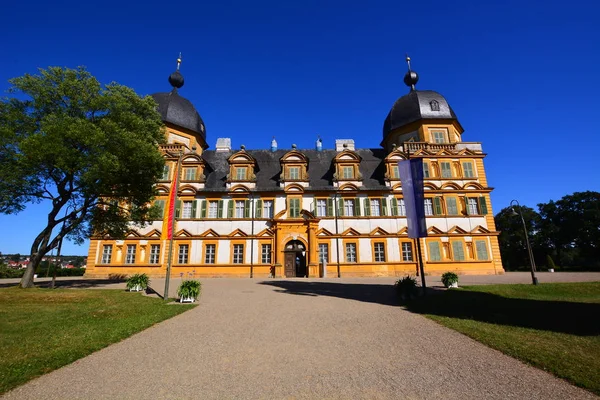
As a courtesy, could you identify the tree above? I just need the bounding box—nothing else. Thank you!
[0,66,165,288]
[494,205,541,270]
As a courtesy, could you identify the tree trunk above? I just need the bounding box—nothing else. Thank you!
[19,252,44,288]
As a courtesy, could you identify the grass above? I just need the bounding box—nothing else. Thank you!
[405,282,600,395]
[0,287,195,394]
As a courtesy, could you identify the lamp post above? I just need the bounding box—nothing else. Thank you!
[510,199,538,285]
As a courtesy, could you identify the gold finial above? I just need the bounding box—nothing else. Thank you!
[176,52,182,71]
[405,54,412,71]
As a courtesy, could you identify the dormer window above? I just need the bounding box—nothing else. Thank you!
[333,149,362,187]
[235,167,247,180]
[227,149,257,189]
[430,100,440,111]
[184,167,196,181]
[280,150,309,188]
[342,166,354,179]
[288,166,300,180]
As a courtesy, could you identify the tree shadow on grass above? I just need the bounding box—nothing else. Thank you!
[260,280,400,306]
[405,287,600,336]
[0,278,125,289]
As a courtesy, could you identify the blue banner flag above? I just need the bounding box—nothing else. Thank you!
[398,159,427,238]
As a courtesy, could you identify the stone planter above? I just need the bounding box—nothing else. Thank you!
[179,296,196,303]
[445,282,458,288]
[129,284,143,292]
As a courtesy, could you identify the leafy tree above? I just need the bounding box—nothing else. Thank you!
[0,66,165,288]
[494,205,540,270]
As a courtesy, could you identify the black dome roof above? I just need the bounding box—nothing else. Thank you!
[151,88,206,139]
[383,90,457,138]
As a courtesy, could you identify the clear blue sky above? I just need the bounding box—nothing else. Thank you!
[1,0,598,256]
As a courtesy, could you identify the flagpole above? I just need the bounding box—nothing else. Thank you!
[164,150,183,301]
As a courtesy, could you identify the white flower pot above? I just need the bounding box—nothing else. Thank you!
[446,282,458,288]
[179,296,196,303]
[548,268,554,273]
[129,284,143,292]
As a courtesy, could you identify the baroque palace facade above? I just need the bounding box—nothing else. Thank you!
[85,61,504,278]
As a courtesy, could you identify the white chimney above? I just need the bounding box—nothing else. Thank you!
[335,139,355,151]
[215,138,231,152]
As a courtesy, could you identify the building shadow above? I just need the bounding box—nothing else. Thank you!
[404,287,600,336]
[259,280,400,307]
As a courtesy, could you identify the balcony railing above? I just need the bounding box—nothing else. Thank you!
[159,143,187,155]
[403,142,482,154]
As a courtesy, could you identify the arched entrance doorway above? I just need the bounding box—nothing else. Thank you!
[283,240,307,277]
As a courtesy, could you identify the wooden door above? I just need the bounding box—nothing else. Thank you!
[284,252,295,277]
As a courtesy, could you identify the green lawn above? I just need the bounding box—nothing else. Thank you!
[406,282,600,395]
[0,287,195,394]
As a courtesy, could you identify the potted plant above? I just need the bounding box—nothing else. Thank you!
[126,273,149,292]
[441,271,459,288]
[394,276,418,301]
[177,280,201,303]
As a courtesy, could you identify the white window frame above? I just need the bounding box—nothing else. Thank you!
[401,242,413,261]
[316,199,327,217]
[261,244,271,264]
[182,201,193,219]
[342,166,353,179]
[125,245,136,264]
[370,199,381,217]
[101,245,112,264]
[344,199,354,216]
[398,199,406,216]
[288,166,300,180]
[318,243,329,263]
[205,244,216,264]
[208,201,218,218]
[184,167,196,181]
[149,244,160,264]
[235,200,245,218]
[432,130,446,143]
[468,198,479,215]
[424,199,433,216]
[178,244,189,264]
[345,243,357,263]
[374,242,385,262]
[263,200,273,218]
[463,162,474,178]
[233,244,244,264]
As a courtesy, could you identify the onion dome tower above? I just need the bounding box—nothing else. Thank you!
[381,56,462,151]
[151,54,207,150]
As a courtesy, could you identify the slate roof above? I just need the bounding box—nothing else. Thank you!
[383,90,457,138]
[151,89,206,140]
[200,148,390,192]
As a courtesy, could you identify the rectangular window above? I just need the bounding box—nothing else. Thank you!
[233,244,244,264]
[288,167,300,179]
[316,199,327,217]
[125,245,136,264]
[235,200,245,218]
[374,242,385,262]
[345,243,357,263]
[391,165,399,178]
[397,199,406,216]
[432,131,445,143]
[184,167,196,181]
[440,162,452,178]
[401,242,413,261]
[429,242,441,261]
[462,162,474,178]
[263,200,273,218]
[370,198,381,216]
[289,198,301,217]
[161,165,170,180]
[318,243,329,263]
[476,240,489,260]
[208,201,218,218]
[342,166,353,179]
[446,197,458,215]
[261,244,272,264]
[101,245,112,264]
[423,163,430,178]
[344,199,354,216]
[452,241,465,261]
[182,201,193,219]
[424,199,433,216]
[468,198,479,215]
[149,244,160,264]
[205,244,215,264]
[235,167,246,180]
[178,244,189,264]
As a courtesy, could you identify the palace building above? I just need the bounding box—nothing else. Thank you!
[84,59,504,278]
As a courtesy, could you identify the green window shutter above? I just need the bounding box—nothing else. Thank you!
[354,198,360,216]
[391,198,398,216]
[337,198,344,217]
[200,200,207,218]
[256,199,263,218]
[245,200,250,218]
[175,200,181,218]
[227,200,234,218]
[191,200,198,218]
[156,200,165,219]
[452,241,465,261]
[217,200,224,218]
[327,198,333,216]
[433,197,443,215]
[162,165,170,180]
[364,198,371,216]
[479,197,488,215]
[429,242,441,261]
[476,241,489,260]
[463,196,470,215]
[381,198,388,216]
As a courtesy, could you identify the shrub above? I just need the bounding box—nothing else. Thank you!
[394,276,418,300]
[0,265,25,279]
[126,274,149,291]
[177,280,201,301]
[546,255,558,271]
[441,272,459,288]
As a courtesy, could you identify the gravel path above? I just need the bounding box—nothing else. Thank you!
[3,276,598,399]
